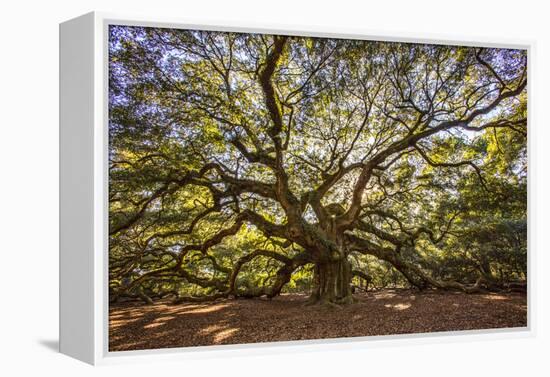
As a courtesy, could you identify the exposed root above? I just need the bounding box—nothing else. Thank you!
[303,295,320,307]
[335,295,356,305]
[320,300,343,310]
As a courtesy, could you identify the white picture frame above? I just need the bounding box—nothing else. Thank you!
[59,11,535,365]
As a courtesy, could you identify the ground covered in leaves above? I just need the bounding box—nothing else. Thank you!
[109,289,527,351]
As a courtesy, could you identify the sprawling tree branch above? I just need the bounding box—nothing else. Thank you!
[109,28,527,304]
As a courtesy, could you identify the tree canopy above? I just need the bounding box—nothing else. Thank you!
[108,25,527,306]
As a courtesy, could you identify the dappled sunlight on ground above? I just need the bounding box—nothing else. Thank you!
[482,294,509,301]
[384,303,412,311]
[109,290,527,351]
[372,291,398,299]
[213,328,240,344]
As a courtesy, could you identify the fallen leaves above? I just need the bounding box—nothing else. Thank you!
[109,289,527,352]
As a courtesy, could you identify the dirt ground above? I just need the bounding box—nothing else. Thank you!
[109,289,527,351]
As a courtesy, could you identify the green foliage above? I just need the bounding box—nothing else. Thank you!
[108,26,527,301]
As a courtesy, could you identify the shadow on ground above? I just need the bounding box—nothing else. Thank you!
[108,290,527,352]
[38,339,59,352]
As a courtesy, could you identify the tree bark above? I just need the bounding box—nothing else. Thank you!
[308,258,354,306]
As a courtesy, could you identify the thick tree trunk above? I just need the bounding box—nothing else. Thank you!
[308,258,354,306]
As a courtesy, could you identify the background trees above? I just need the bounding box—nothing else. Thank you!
[108,26,527,305]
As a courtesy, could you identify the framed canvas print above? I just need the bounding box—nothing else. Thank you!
[60,12,532,365]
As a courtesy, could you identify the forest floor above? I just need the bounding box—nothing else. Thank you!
[109,289,527,351]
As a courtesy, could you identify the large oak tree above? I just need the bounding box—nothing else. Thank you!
[108,26,527,305]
